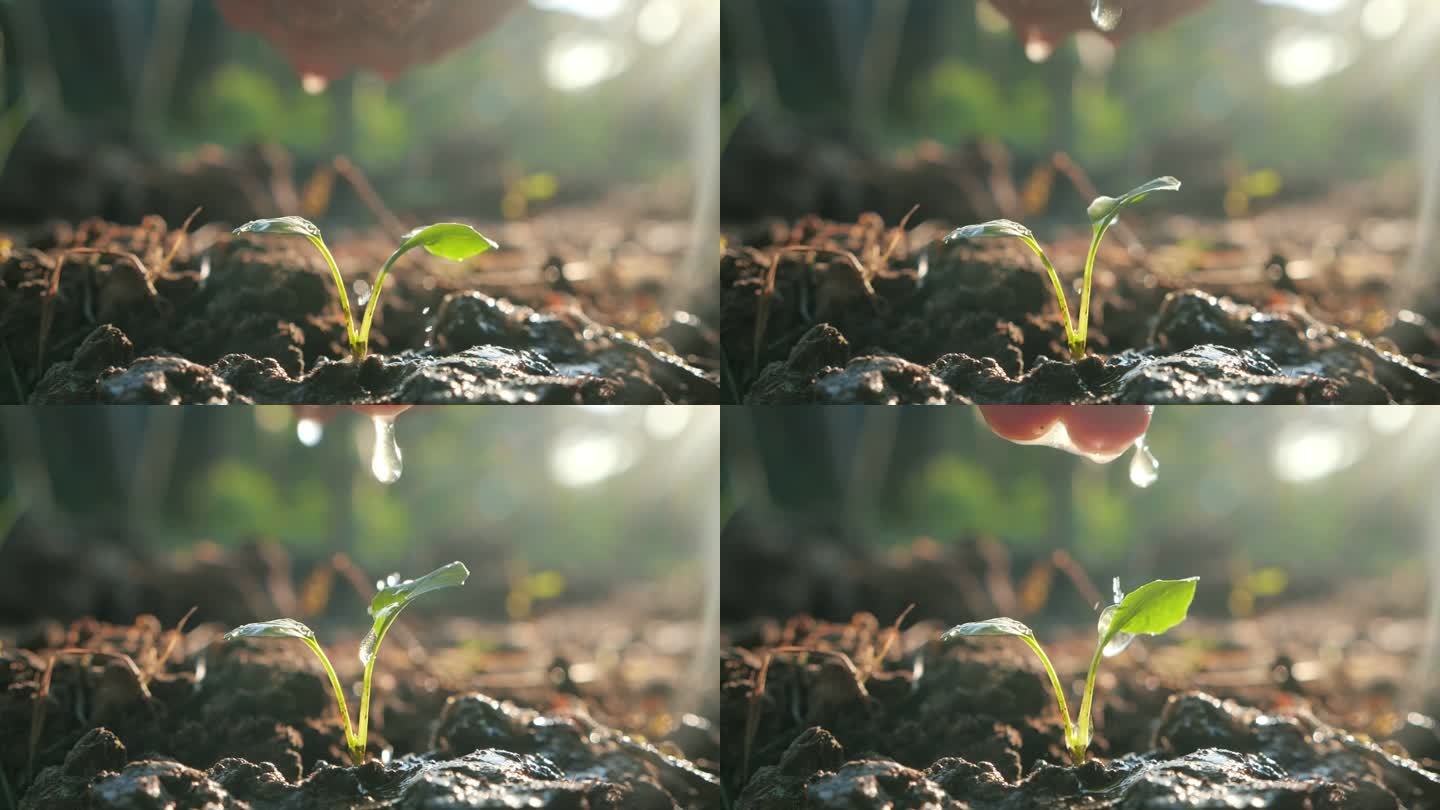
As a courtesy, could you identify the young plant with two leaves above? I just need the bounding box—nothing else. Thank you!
[943,177,1180,360]
[233,217,497,361]
[942,576,1197,765]
[223,561,469,765]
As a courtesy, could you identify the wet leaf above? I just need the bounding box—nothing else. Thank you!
[224,618,315,642]
[369,561,470,618]
[1087,177,1181,227]
[400,223,497,262]
[233,216,323,239]
[942,617,1034,642]
[943,218,1075,345]
[1096,606,1135,657]
[943,219,1035,244]
[360,561,469,666]
[1100,577,1197,646]
[1097,577,1136,656]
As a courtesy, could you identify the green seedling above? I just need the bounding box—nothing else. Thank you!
[223,561,469,765]
[233,217,497,361]
[942,576,1197,765]
[944,176,1180,360]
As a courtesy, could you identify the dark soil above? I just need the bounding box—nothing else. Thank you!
[720,515,1440,808]
[3,212,718,405]
[0,538,719,809]
[722,185,1440,404]
[722,603,1439,809]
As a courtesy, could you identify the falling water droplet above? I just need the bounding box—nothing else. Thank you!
[1129,437,1158,488]
[301,73,329,95]
[1091,0,1123,32]
[354,279,373,308]
[1025,37,1054,63]
[370,414,403,484]
[296,418,324,447]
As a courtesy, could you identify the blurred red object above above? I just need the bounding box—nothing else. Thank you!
[986,0,1211,50]
[216,0,523,80]
[979,405,1152,458]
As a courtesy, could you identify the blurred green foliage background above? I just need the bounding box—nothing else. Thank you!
[0,406,718,588]
[0,0,714,220]
[723,0,1426,197]
[722,406,1432,579]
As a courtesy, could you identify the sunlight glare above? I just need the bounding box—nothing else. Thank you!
[1271,427,1360,482]
[530,0,627,19]
[545,36,630,92]
[645,405,690,439]
[638,0,683,45]
[1362,0,1409,39]
[1267,29,1351,86]
[550,431,635,487]
[1258,0,1348,12]
[1369,404,1416,434]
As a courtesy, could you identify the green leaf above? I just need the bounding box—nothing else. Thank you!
[943,219,1035,244]
[224,618,315,642]
[233,216,323,239]
[1101,577,1197,643]
[941,218,1078,346]
[359,561,469,666]
[400,223,498,262]
[942,615,1076,755]
[942,617,1034,642]
[1086,176,1181,227]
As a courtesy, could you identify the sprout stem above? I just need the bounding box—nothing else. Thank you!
[1017,634,1076,753]
[354,648,379,765]
[300,636,359,760]
[1071,641,1107,765]
[1074,224,1109,360]
[304,234,360,360]
[356,243,415,362]
[224,563,470,769]
[1017,235,1077,350]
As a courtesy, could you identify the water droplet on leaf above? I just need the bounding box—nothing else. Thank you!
[358,627,378,665]
[1097,605,1136,656]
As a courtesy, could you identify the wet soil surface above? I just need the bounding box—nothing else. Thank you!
[3,211,718,404]
[720,517,1439,808]
[722,187,1440,403]
[723,599,1439,809]
[0,545,718,808]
